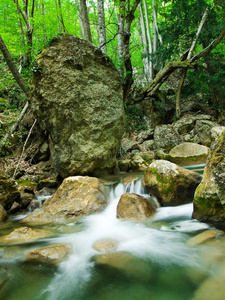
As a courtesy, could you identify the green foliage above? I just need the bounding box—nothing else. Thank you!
[125,105,147,133]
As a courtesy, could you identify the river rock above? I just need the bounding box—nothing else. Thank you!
[0,227,48,244]
[173,116,196,135]
[93,239,118,253]
[143,160,202,206]
[0,170,20,209]
[94,251,152,282]
[211,126,225,142]
[154,125,181,150]
[142,139,155,151]
[194,120,216,147]
[25,244,71,264]
[30,34,124,178]
[168,142,209,165]
[117,193,156,221]
[0,204,7,222]
[193,131,225,222]
[187,230,224,246]
[21,176,108,225]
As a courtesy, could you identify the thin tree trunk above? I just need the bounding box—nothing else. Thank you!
[75,0,84,38]
[143,0,153,81]
[139,1,149,82]
[97,0,107,53]
[0,35,28,96]
[117,0,125,79]
[41,1,47,41]
[80,0,92,43]
[58,0,67,33]
[55,0,62,33]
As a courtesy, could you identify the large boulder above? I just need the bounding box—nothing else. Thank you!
[193,131,225,223]
[0,170,20,209]
[168,142,209,165]
[0,204,7,222]
[143,160,202,206]
[30,34,124,178]
[117,193,156,221]
[21,176,109,225]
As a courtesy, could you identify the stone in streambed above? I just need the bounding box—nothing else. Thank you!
[0,227,48,244]
[0,204,7,222]
[143,160,202,206]
[25,244,71,264]
[21,176,109,225]
[117,193,156,221]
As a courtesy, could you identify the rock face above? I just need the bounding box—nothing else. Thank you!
[143,160,202,206]
[168,142,209,165]
[0,170,20,209]
[117,193,156,221]
[193,131,225,222]
[21,176,108,225]
[30,34,124,178]
[25,244,71,264]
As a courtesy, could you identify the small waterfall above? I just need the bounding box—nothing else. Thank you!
[44,174,208,300]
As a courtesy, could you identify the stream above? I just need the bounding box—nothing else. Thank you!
[0,170,225,300]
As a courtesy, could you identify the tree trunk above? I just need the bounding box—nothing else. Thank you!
[55,0,62,33]
[0,35,29,96]
[117,0,125,79]
[143,0,153,81]
[80,0,92,43]
[41,1,47,42]
[139,1,149,82]
[97,0,107,53]
[58,0,67,33]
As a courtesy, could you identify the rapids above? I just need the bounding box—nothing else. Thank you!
[0,171,223,300]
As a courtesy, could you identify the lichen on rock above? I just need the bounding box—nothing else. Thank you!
[30,34,124,178]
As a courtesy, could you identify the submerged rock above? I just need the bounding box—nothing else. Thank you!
[93,239,118,253]
[25,244,71,264]
[168,142,209,165]
[193,131,225,223]
[21,176,108,225]
[143,160,202,206]
[0,227,48,244]
[0,170,20,209]
[30,34,124,178]
[117,193,156,221]
[187,230,224,246]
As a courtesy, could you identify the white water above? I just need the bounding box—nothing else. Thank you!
[43,176,210,300]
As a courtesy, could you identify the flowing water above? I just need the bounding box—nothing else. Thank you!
[0,171,224,300]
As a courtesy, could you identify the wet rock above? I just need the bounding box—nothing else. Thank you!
[0,170,20,209]
[25,244,71,264]
[93,239,118,253]
[30,34,124,178]
[8,201,21,214]
[0,227,48,244]
[154,125,181,150]
[117,193,156,221]
[118,159,131,172]
[21,176,109,225]
[187,230,224,246]
[36,176,60,190]
[193,131,225,222]
[20,192,35,208]
[143,160,202,206]
[95,251,152,282]
[130,154,149,171]
[0,204,7,222]
[168,142,209,165]
[211,126,225,142]
[121,138,139,153]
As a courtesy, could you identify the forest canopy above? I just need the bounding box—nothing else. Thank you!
[0,0,225,118]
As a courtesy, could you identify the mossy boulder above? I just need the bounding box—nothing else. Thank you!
[0,170,20,209]
[193,131,225,223]
[0,204,7,222]
[30,34,124,178]
[143,160,202,206]
[21,176,109,225]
